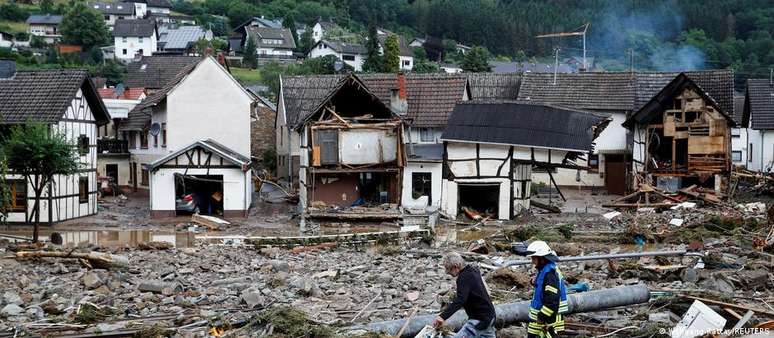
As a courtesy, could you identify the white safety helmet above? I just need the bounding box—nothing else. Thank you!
[526,240,555,257]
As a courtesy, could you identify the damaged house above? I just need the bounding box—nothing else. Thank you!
[440,102,608,220]
[625,72,736,194]
[278,73,406,218]
[0,62,111,224]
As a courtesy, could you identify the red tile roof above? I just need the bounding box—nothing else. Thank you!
[98,87,146,100]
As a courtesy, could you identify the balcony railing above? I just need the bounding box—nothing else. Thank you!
[98,139,129,154]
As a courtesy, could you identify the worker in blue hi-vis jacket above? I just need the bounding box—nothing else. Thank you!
[526,241,568,338]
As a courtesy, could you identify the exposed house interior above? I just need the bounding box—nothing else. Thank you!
[173,174,224,216]
[457,183,500,219]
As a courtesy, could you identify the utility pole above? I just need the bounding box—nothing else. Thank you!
[537,23,589,71]
[553,47,560,85]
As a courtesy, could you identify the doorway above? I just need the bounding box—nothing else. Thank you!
[604,154,627,195]
[174,174,224,216]
[458,183,500,220]
[105,164,118,186]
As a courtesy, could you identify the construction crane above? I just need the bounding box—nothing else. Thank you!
[536,23,589,71]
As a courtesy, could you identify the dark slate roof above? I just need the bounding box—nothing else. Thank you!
[26,14,62,25]
[0,70,110,125]
[489,61,573,74]
[634,70,734,116]
[409,144,443,162]
[517,72,636,111]
[148,139,249,170]
[248,26,296,50]
[625,73,735,128]
[124,55,200,89]
[747,79,774,130]
[467,73,521,101]
[113,19,156,37]
[315,40,366,55]
[442,102,607,152]
[282,73,468,128]
[145,0,171,8]
[282,74,348,128]
[89,2,135,15]
[733,95,745,126]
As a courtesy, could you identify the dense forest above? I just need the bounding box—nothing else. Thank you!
[169,0,773,80]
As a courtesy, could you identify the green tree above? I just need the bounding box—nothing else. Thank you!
[243,36,258,69]
[96,60,126,86]
[282,13,299,49]
[362,25,382,72]
[382,34,400,73]
[0,3,28,21]
[413,59,439,73]
[30,35,47,48]
[40,0,54,14]
[227,2,257,29]
[2,123,79,242]
[59,2,109,49]
[462,46,490,72]
[297,29,314,54]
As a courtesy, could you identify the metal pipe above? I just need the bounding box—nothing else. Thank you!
[344,284,650,337]
[503,250,699,267]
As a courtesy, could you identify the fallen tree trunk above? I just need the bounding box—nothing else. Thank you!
[14,251,129,269]
[344,284,651,337]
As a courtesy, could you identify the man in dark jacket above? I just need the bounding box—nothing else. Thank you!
[433,252,496,337]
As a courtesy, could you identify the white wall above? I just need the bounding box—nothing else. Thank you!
[401,161,442,209]
[133,2,147,17]
[114,33,156,60]
[150,166,250,212]
[147,7,170,14]
[102,98,142,119]
[308,43,364,71]
[731,127,749,168]
[97,158,131,186]
[312,23,324,42]
[399,55,413,71]
[166,57,253,157]
[257,47,293,56]
[339,129,398,164]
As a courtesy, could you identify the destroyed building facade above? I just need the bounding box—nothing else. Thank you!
[440,102,607,219]
[626,72,736,193]
[279,73,406,217]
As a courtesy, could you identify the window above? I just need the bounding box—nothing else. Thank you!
[318,44,323,49]
[122,49,127,55]
[138,49,143,55]
[139,36,143,43]
[732,151,742,162]
[161,123,166,147]
[402,60,411,67]
[419,128,434,143]
[140,131,148,149]
[588,153,599,172]
[153,133,158,147]
[141,166,149,186]
[5,179,26,212]
[104,15,110,20]
[127,131,136,149]
[749,143,754,162]
[122,37,127,43]
[78,135,89,155]
[731,128,740,137]
[342,54,355,61]
[78,177,88,203]
[412,172,432,201]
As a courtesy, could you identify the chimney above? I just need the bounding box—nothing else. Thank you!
[0,59,17,79]
[217,52,227,67]
[390,72,408,115]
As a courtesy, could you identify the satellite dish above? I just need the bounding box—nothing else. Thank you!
[334,60,343,72]
[149,122,161,136]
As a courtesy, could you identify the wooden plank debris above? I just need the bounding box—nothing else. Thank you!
[192,214,230,230]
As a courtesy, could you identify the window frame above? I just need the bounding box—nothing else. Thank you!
[6,179,27,212]
[588,153,599,172]
[78,134,89,155]
[78,176,88,204]
[411,172,432,201]
[732,150,742,162]
[419,128,434,143]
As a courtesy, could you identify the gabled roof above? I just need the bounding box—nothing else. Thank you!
[148,139,250,171]
[113,19,156,37]
[281,73,469,128]
[247,26,295,50]
[158,25,208,50]
[442,102,607,152]
[746,79,774,130]
[145,0,171,8]
[124,55,200,89]
[98,87,146,100]
[517,72,636,111]
[26,14,62,25]
[312,40,366,55]
[467,73,521,101]
[634,70,734,115]
[0,70,110,125]
[89,2,135,15]
[624,72,735,128]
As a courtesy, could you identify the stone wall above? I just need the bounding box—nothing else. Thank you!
[251,104,277,173]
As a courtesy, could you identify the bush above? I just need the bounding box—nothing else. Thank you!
[0,3,29,21]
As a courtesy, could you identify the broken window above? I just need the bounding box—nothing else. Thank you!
[78,177,88,203]
[314,129,339,165]
[588,153,599,172]
[732,151,742,162]
[411,172,432,200]
[4,179,26,212]
[78,135,89,155]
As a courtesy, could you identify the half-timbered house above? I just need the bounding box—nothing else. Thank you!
[440,102,607,219]
[0,62,111,224]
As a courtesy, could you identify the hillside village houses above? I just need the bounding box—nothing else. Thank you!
[90,2,137,28]
[229,17,296,62]
[307,40,367,70]
[0,61,110,224]
[113,19,158,61]
[96,86,146,188]
[312,20,339,43]
[123,55,200,92]
[26,14,63,43]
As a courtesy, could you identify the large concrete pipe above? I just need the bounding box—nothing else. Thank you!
[345,284,650,337]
